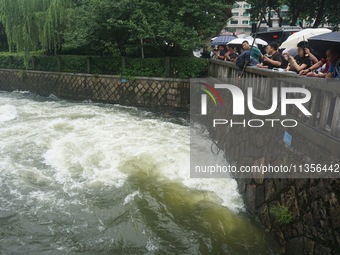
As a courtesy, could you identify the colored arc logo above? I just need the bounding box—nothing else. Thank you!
[197,82,223,106]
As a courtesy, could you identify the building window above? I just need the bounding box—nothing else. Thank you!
[280,11,288,18]
[243,12,249,16]
[282,19,290,26]
[232,3,240,8]
[280,5,289,10]
[230,20,239,25]
[232,12,239,16]
[242,20,249,25]
[243,4,250,9]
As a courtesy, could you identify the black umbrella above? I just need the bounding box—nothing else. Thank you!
[308,32,340,58]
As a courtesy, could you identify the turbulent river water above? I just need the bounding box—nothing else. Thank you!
[0,91,279,255]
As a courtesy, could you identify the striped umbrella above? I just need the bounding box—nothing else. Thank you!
[210,35,237,46]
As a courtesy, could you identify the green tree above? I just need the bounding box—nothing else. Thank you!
[65,0,230,73]
[151,0,230,54]
[324,0,340,29]
[65,0,229,56]
[247,0,338,28]
[64,0,158,70]
[283,0,339,28]
[0,22,8,51]
[246,0,280,27]
[0,0,70,54]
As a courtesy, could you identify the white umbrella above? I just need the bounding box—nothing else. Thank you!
[236,34,248,38]
[280,28,332,49]
[227,36,267,47]
[254,38,268,46]
[227,38,257,47]
[243,36,268,46]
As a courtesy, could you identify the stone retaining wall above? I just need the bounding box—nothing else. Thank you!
[197,97,340,254]
[0,69,190,111]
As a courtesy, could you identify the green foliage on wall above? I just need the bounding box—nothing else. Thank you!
[122,58,165,77]
[60,56,88,73]
[35,56,59,72]
[90,57,122,75]
[171,58,209,78]
[270,205,293,225]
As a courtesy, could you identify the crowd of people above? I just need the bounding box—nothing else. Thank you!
[211,39,340,79]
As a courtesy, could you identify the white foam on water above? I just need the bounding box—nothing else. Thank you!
[0,104,17,122]
[146,240,159,251]
[0,92,244,213]
[123,191,141,205]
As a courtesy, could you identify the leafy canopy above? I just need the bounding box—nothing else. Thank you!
[246,0,340,28]
[63,0,230,55]
[0,0,69,53]
[0,0,229,56]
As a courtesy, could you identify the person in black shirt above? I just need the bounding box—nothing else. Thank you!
[213,45,226,61]
[284,45,313,73]
[257,42,283,69]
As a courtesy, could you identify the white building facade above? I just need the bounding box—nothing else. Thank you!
[226,2,290,34]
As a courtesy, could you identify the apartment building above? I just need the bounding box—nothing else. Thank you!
[226,2,290,33]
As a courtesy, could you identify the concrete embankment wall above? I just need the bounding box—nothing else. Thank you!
[206,60,340,254]
[0,69,190,111]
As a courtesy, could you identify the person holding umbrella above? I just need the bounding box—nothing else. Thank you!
[284,42,313,73]
[308,32,340,60]
[299,49,331,77]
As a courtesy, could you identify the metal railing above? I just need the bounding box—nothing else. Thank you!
[208,59,340,147]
